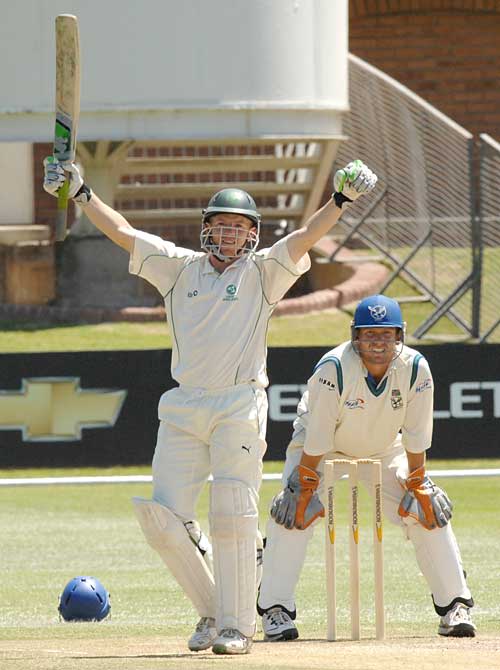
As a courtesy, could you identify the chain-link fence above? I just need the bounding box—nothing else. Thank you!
[332,54,481,339]
[478,134,500,342]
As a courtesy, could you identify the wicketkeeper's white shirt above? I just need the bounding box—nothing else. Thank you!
[129,230,310,389]
[295,341,434,458]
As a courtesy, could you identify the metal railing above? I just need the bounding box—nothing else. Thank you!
[332,55,483,339]
[478,134,500,342]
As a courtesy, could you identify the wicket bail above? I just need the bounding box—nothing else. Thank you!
[324,458,385,641]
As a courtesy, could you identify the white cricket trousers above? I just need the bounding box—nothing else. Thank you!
[258,441,472,614]
[151,382,268,637]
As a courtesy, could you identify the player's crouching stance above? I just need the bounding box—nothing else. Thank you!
[258,295,476,641]
[43,155,377,654]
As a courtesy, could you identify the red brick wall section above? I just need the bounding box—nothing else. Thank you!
[349,1,500,141]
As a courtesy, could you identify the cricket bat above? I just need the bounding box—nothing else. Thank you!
[54,14,81,242]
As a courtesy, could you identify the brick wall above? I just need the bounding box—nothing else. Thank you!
[349,0,500,141]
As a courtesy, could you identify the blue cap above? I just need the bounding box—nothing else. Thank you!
[353,295,404,329]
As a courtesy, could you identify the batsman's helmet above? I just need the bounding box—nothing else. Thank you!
[202,188,261,226]
[58,576,110,622]
[201,188,261,260]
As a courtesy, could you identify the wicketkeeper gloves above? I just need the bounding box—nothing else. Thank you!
[270,464,325,530]
[398,465,453,530]
[333,159,378,209]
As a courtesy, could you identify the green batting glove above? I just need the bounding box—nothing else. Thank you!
[333,159,378,208]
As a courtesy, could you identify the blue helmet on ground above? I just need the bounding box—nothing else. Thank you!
[58,576,110,622]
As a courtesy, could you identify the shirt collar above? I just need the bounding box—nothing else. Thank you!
[201,253,247,276]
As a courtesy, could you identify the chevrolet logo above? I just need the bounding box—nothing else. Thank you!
[0,377,127,442]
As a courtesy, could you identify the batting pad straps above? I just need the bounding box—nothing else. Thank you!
[209,480,259,638]
[132,497,215,617]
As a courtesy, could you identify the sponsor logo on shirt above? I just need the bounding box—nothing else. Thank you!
[391,388,403,409]
[345,398,365,409]
[416,378,432,393]
[223,284,238,301]
[187,289,199,298]
[319,377,336,390]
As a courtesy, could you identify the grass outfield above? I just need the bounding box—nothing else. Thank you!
[1,278,493,353]
[1,462,499,669]
[0,305,473,353]
[1,273,498,668]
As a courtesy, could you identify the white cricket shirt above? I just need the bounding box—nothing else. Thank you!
[296,341,434,458]
[129,231,310,389]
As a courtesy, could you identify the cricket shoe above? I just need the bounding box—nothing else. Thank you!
[262,606,299,641]
[212,628,253,654]
[188,617,217,651]
[438,603,476,638]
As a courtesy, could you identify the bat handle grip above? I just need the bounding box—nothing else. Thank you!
[55,177,69,242]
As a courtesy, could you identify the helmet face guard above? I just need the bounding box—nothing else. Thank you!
[58,576,111,622]
[351,295,406,361]
[201,188,261,260]
[200,224,259,261]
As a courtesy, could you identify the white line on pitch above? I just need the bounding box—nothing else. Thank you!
[0,469,500,487]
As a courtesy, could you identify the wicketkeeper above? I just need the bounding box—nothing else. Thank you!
[258,294,476,641]
[44,155,377,654]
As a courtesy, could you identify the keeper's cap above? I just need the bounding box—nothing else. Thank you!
[352,295,404,329]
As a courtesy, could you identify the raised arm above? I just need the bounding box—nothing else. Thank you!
[285,160,378,264]
[43,157,136,253]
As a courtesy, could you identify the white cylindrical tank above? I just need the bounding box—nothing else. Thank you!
[0,143,34,224]
[0,0,348,140]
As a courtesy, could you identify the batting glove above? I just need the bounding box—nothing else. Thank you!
[333,159,378,209]
[398,466,453,530]
[270,464,325,530]
[43,156,92,204]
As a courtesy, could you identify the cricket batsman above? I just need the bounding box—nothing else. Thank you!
[44,155,378,653]
[258,295,476,641]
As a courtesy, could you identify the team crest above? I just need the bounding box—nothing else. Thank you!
[368,304,387,321]
[391,389,403,410]
[223,284,238,301]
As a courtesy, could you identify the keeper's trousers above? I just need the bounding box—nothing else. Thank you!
[258,440,472,614]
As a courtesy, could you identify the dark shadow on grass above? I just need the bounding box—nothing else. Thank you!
[62,639,274,661]
[0,321,81,332]
[63,660,235,661]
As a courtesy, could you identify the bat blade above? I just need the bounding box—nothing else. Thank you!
[54,14,80,242]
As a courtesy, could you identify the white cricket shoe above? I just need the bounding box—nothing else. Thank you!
[212,628,252,655]
[188,617,217,651]
[438,603,476,637]
[262,606,299,641]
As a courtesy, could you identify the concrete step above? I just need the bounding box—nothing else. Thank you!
[0,225,51,246]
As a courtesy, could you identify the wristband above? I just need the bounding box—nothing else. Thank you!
[333,191,353,209]
[73,183,92,204]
